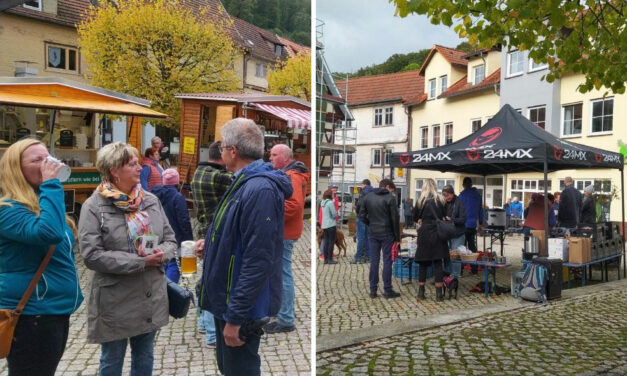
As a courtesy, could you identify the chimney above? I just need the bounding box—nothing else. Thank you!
[42,0,58,15]
[14,61,38,77]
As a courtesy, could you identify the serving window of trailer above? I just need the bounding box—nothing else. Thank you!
[0,104,98,167]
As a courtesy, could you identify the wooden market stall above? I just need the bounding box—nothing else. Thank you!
[0,76,168,214]
[175,93,311,184]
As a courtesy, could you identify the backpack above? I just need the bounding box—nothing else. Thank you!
[519,263,548,303]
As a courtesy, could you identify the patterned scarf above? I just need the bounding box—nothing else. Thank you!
[97,181,152,253]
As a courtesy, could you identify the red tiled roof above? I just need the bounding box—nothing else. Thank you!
[8,0,304,64]
[439,68,501,99]
[336,70,424,106]
[7,0,91,28]
[403,93,428,106]
[277,36,310,58]
[418,45,468,76]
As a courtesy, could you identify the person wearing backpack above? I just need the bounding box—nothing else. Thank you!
[413,179,449,302]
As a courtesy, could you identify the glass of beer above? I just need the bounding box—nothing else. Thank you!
[180,240,197,276]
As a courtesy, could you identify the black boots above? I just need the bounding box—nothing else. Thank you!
[435,286,444,302]
[416,285,425,301]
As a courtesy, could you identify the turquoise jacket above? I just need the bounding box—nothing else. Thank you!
[0,179,83,315]
[320,199,337,229]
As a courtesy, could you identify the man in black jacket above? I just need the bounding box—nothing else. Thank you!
[359,178,400,299]
[558,176,582,228]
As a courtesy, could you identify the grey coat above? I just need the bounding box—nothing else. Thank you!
[78,191,177,344]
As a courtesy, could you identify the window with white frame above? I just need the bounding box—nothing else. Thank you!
[428,79,436,99]
[432,125,441,147]
[445,123,453,144]
[562,103,582,136]
[473,64,485,85]
[436,179,455,192]
[384,149,392,166]
[515,108,522,114]
[384,107,393,125]
[529,58,548,72]
[439,75,448,94]
[575,180,594,192]
[374,108,383,126]
[345,152,354,167]
[420,126,428,149]
[529,106,546,129]
[274,44,283,56]
[415,179,424,201]
[24,0,41,10]
[371,149,382,166]
[332,151,341,166]
[591,98,613,134]
[46,43,79,73]
[471,119,482,133]
[255,63,267,78]
[507,50,524,77]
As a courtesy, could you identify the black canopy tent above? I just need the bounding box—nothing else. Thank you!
[390,104,625,276]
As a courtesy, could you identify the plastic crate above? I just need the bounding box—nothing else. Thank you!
[393,259,432,279]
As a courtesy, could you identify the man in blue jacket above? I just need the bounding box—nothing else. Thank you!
[196,118,292,376]
[459,177,484,274]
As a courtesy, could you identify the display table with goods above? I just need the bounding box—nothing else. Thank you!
[521,222,624,289]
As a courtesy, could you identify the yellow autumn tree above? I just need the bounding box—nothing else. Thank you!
[78,0,240,128]
[267,51,311,102]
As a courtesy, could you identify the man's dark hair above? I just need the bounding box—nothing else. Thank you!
[462,177,472,187]
[442,184,455,195]
[208,141,222,161]
[379,178,395,190]
[362,179,371,186]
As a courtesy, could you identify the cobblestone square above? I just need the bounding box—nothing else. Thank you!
[1,223,311,376]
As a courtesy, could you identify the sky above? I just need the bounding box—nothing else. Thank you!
[316,0,463,73]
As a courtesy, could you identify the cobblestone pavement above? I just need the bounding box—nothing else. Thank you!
[316,228,622,341]
[1,223,311,376]
[317,286,627,375]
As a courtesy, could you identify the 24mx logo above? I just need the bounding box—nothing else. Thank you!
[563,149,587,161]
[483,148,533,159]
[411,152,451,163]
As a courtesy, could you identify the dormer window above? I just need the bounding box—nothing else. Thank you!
[274,44,283,56]
[428,79,436,99]
[439,75,448,94]
[473,65,485,85]
[24,0,42,11]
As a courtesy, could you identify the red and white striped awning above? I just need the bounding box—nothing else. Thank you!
[251,103,311,130]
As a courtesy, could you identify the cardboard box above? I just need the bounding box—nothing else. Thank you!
[530,230,547,256]
[569,237,591,264]
[548,238,569,261]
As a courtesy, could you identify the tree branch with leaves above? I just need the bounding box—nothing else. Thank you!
[267,51,311,101]
[390,0,626,94]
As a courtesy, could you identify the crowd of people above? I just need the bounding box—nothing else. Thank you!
[344,174,601,303]
[0,118,309,376]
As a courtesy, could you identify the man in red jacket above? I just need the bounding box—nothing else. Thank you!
[266,144,310,333]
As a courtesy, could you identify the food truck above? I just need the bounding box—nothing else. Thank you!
[0,77,168,216]
[175,93,311,185]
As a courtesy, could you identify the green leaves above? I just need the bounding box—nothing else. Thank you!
[389,0,627,93]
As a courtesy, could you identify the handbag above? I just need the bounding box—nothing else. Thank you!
[166,277,194,319]
[428,201,457,241]
[0,245,55,359]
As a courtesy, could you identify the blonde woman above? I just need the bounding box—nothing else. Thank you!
[412,178,448,302]
[78,142,176,376]
[0,138,83,375]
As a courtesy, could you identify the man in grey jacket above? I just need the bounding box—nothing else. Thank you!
[359,178,401,299]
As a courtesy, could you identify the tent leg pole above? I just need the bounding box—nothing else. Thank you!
[544,159,549,255]
[622,168,625,278]
[483,176,487,252]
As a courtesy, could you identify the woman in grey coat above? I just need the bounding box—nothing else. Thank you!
[78,142,177,376]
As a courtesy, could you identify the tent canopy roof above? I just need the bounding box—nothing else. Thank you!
[391,104,623,175]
